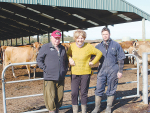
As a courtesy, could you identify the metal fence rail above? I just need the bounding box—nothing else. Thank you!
[2,54,140,113]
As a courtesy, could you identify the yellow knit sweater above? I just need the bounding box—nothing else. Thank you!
[67,42,102,75]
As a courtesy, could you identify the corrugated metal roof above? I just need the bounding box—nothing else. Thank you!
[0,0,150,21]
[0,0,150,40]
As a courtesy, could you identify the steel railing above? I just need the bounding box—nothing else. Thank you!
[2,54,140,113]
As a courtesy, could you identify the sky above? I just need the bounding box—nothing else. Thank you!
[63,0,150,40]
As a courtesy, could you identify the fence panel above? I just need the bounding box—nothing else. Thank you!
[2,54,140,113]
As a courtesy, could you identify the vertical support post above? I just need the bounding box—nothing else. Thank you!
[37,35,39,42]
[11,39,12,46]
[0,40,1,46]
[41,34,43,43]
[3,40,4,46]
[7,39,8,46]
[22,37,23,45]
[142,52,148,104]
[48,32,50,43]
[29,36,30,44]
[16,38,17,46]
[142,18,145,41]
[62,31,64,43]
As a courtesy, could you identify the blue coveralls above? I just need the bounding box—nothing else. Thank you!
[95,40,126,96]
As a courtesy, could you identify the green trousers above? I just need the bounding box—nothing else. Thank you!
[43,80,64,111]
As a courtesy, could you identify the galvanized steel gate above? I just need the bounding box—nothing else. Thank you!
[2,54,140,113]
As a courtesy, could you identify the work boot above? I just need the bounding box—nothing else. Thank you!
[72,105,78,113]
[81,104,87,113]
[49,110,56,113]
[56,108,59,113]
[91,96,102,113]
[105,96,114,113]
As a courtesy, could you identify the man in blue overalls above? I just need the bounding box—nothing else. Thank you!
[92,27,126,113]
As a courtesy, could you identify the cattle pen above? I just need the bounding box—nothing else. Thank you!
[1,54,150,113]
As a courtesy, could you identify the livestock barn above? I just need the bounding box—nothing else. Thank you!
[0,0,150,113]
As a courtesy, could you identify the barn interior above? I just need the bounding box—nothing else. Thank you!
[0,0,150,45]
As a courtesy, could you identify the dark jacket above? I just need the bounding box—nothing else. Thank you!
[36,42,68,81]
[96,40,126,75]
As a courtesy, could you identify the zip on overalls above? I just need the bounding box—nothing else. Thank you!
[105,44,109,73]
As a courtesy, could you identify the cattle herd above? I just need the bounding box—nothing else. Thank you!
[119,40,150,76]
[0,40,149,79]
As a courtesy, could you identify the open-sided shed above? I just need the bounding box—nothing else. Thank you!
[0,0,150,44]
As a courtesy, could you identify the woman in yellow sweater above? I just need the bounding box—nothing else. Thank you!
[67,29,102,113]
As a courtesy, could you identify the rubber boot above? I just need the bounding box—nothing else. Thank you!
[105,96,114,113]
[72,105,78,113]
[56,108,59,113]
[49,110,56,113]
[91,96,102,113]
[81,105,87,113]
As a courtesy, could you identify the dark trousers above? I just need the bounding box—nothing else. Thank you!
[71,74,90,105]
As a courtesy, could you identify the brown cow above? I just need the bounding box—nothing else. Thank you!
[61,43,71,51]
[133,41,150,48]
[61,43,72,70]
[90,42,99,47]
[4,46,37,78]
[119,41,135,50]
[119,41,135,64]
[3,42,42,78]
[129,43,150,76]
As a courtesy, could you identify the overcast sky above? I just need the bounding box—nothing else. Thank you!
[64,0,150,40]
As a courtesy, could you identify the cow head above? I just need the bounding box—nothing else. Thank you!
[32,42,42,52]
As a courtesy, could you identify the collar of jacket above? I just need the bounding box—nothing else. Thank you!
[48,42,61,49]
[48,42,62,55]
[101,38,112,46]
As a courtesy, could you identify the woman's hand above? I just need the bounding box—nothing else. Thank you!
[69,58,75,66]
[117,72,122,78]
[89,62,93,66]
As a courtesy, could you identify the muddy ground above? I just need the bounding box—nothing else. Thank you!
[1,62,150,113]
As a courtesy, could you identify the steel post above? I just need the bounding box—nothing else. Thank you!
[142,52,148,104]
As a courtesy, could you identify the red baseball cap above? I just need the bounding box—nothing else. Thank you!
[51,30,61,38]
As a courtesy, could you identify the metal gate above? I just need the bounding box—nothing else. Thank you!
[2,54,140,113]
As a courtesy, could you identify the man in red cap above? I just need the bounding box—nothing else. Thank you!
[37,30,68,113]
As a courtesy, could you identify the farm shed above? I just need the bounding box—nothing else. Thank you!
[0,0,150,45]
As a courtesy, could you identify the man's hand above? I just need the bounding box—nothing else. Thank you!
[69,58,75,66]
[89,62,93,66]
[117,72,122,78]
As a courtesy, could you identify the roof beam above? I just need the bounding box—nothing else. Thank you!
[59,7,110,26]
[9,3,73,31]
[26,5,92,29]
[0,24,33,37]
[0,9,53,33]
[0,17,46,34]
